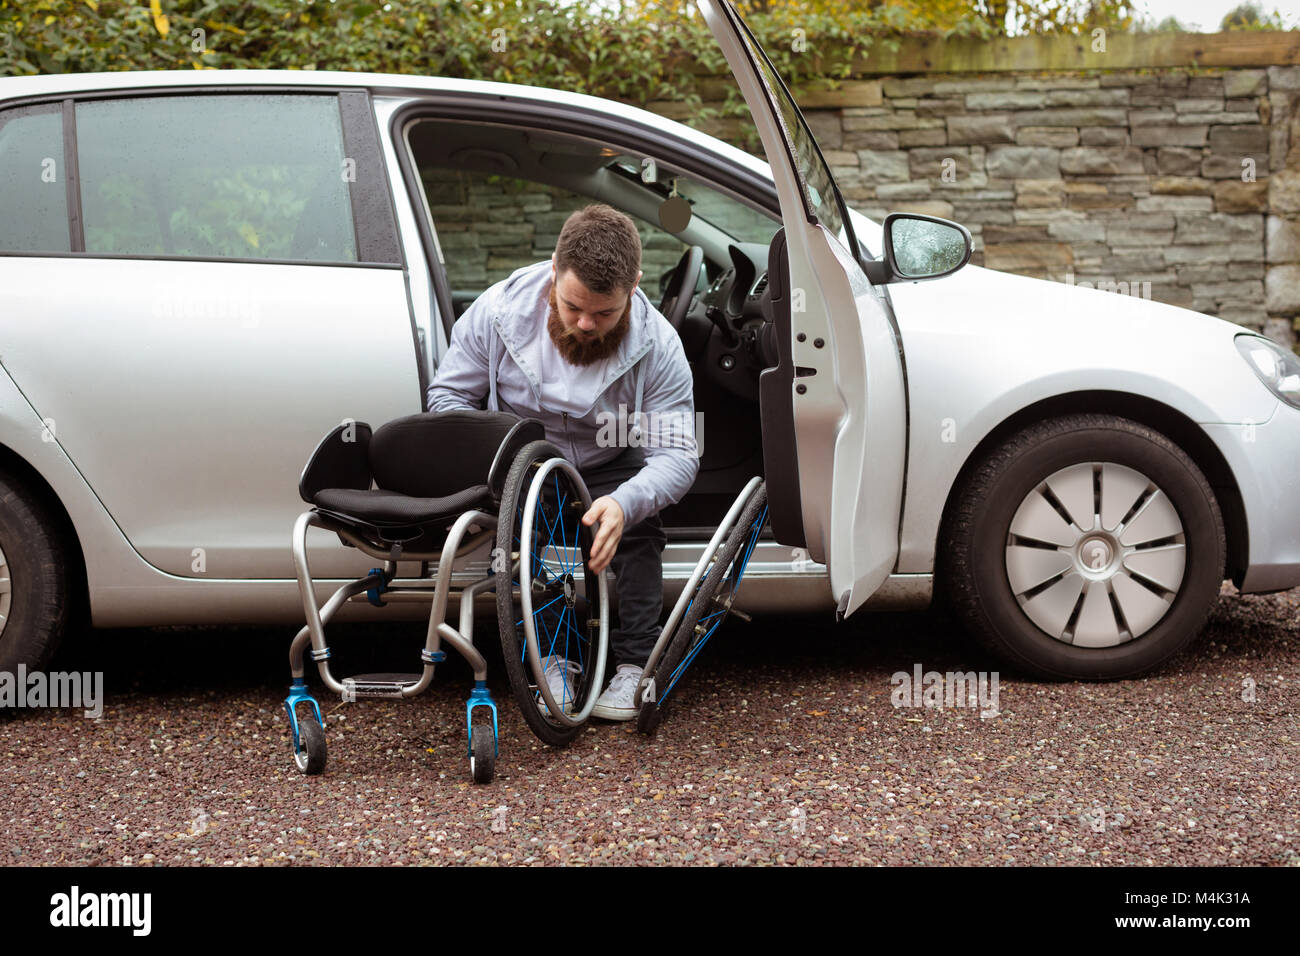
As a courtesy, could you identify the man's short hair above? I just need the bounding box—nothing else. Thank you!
[554,204,642,296]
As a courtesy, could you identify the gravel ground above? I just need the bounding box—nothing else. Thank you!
[2,582,1296,866]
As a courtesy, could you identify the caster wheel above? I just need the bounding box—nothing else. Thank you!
[293,716,327,775]
[470,725,496,784]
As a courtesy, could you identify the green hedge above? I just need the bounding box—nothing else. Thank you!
[0,0,990,129]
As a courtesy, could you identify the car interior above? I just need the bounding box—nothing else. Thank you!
[404,118,792,534]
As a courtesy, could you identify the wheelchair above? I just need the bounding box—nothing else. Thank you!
[284,409,611,784]
[634,476,769,734]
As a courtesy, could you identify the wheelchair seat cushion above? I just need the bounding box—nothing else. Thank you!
[312,484,493,527]
[369,410,528,499]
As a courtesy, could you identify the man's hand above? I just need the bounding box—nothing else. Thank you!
[581,496,624,574]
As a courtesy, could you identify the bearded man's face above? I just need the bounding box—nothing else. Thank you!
[547,266,634,366]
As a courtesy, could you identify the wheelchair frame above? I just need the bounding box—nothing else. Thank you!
[284,414,611,783]
[284,411,768,783]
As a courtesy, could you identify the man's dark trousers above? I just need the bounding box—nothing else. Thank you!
[578,446,667,669]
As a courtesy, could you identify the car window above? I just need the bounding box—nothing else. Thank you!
[0,105,71,253]
[606,156,780,248]
[75,94,357,262]
[420,166,688,292]
[408,119,780,299]
[731,13,857,256]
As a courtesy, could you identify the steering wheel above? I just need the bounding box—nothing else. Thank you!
[658,245,704,332]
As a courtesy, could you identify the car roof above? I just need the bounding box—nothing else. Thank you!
[0,69,773,180]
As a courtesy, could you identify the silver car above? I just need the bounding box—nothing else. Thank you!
[1,0,1297,682]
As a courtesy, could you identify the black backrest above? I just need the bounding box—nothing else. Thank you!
[299,421,374,503]
[368,410,526,499]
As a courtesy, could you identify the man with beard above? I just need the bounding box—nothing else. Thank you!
[427,204,699,720]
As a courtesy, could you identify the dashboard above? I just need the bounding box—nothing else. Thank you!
[675,240,779,401]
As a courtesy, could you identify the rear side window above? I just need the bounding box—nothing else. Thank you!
[0,105,71,253]
[75,94,357,262]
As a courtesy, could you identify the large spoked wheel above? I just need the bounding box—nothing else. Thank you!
[637,483,768,734]
[943,414,1225,680]
[495,440,609,747]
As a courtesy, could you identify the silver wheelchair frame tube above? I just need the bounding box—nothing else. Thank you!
[519,457,610,725]
[289,508,499,698]
[638,475,764,682]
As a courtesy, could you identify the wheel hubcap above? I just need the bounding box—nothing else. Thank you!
[0,541,10,641]
[1005,462,1186,648]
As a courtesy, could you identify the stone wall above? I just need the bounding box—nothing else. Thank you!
[797,67,1299,347]
[649,38,1300,350]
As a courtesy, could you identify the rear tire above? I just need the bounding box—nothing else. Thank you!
[495,440,602,747]
[0,472,70,674]
[942,414,1224,680]
[637,483,767,734]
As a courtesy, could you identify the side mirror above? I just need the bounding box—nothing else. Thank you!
[864,213,972,285]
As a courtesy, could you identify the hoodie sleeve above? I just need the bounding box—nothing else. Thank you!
[606,332,700,529]
[425,296,492,412]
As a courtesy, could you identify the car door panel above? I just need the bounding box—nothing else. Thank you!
[698,0,907,617]
[0,256,418,579]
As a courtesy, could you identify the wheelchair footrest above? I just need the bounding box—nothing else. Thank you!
[341,673,421,700]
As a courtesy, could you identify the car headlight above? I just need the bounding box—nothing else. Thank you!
[1235,334,1300,411]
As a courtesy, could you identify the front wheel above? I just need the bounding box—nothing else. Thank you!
[942,414,1225,680]
[293,716,327,775]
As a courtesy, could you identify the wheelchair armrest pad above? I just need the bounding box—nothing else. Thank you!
[299,421,374,503]
[487,417,547,500]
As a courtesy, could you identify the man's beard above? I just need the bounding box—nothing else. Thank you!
[547,284,631,367]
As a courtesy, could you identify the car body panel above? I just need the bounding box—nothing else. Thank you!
[0,256,419,579]
[0,64,1297,636]
[1203,405,1300,592]
[887,264,1287,580]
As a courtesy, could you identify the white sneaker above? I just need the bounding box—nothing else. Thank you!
[591,664,644,721]
[538,655,581,715]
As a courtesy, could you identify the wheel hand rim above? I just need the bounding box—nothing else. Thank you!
[517,458,605,724]
[1005,461,1186,648]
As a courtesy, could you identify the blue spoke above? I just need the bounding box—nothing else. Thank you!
[531,594,561,665]
[535,499,562,574]
[544,602,565,669]
[659,501,768,704]
[520,591,565,655]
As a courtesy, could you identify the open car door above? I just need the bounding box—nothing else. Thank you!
[698,0,907,618]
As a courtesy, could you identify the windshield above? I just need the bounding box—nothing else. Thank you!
[731,10,856,254]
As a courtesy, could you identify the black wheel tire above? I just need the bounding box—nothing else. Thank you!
[494,439,592,748]
[471,725,495,784]
[942,414,1225,681]
[294,716,327,775]
[638,483,768,734]
[0,472,71,674]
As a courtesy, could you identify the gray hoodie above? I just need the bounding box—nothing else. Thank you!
[425,260,699,528]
